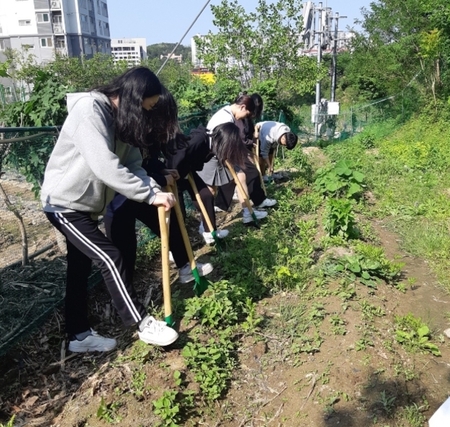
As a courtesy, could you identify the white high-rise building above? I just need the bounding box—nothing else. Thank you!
[111,38,147,66]
[0,0,111,64]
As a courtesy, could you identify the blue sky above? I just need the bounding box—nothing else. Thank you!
[107,0,372,46]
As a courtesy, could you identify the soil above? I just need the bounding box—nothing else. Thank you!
[1,174,450,427]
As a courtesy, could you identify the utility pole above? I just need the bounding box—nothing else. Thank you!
[314,2,324,141]
[330,13,346,102]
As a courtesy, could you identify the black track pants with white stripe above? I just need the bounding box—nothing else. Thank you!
[46,211,147,335]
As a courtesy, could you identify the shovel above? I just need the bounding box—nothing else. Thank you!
[170,181,211,296]
[224,160,260,228]
[187,173,224,251]
[252,138,267,194]
[157,205,174,326]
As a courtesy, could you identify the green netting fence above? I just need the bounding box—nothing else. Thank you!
[0,96,400,355]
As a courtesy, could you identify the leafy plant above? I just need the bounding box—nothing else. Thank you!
[315,160,365,199]
[182,332,235,402]
[153,390,181,427]
[324,198,359,239]
[378,390,396,417]
[96,397,122,424]
[395,313,441,356]
[184,280,248,328]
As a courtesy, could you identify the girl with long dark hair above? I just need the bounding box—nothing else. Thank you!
[198,94,276,224]
[104,86,214,283]
[41,67,179,352]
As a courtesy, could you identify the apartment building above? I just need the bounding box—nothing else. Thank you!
[0,0,111,64]
[111,38,147,66]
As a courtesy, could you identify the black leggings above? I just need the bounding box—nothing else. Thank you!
[104,200,189,279]
[46,211,148,335]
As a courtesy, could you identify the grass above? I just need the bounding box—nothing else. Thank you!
[321,114,450,292]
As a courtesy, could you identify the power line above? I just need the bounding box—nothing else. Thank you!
[156,0,211,76]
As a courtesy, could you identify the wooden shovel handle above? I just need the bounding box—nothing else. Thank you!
[157,205,172,321]
[224,160,254,214]
[187,173,216,233]
[169,182,196,270]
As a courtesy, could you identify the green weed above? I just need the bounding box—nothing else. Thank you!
[96,397,122,424]
[0,415,15,427]
[182,332,235,402]
[314,159,365,200]
[324,198,359,239]
[394,313,441,356]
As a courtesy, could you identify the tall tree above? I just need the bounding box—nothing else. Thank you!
[353,0,450,104]
[195,0,322,97]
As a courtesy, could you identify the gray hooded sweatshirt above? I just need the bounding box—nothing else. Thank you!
[41,91,160,215]
[257,121,291,159]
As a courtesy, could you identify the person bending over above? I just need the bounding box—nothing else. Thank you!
[254,121,298,180]
[41,67,178,353]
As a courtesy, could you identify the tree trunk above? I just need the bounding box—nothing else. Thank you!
[0,180,29,266]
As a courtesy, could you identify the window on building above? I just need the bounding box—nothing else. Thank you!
[19,20,32,26]
[80,14,89,32]
[0,40,4,50]
[40,37,53,47]
[36,13,50,23]
[101,2,108,17]
[22,44,34,49]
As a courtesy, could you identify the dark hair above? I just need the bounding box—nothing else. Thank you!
[251,93,264,119]
[284,132,298,150]
[96,66,161,148]
[211,123,248,169]
[242,93,264,140]
[233,94,256,115]
[146,85,181,153]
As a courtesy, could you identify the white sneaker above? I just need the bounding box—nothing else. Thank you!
[243,209,268,224]
[179,262,214,283]
[256,198,277,208]
[68,329,117,352]
[199,222,229,244]
[202,230,229,245]
[138,316,178,346]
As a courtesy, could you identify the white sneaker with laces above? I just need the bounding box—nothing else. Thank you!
[138,316,178,346]
[202,230,229,245]
[199,222,229,245]
[68,329,117,353]
[179,262,214,283]
[243,209,268,224]
[256,198,277,209]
